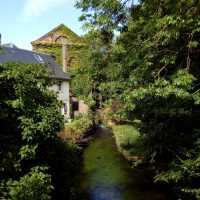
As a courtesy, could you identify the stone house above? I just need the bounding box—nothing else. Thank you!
[31,24,89,116]
[31,24,86,70]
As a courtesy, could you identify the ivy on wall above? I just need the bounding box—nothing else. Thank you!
[32,24,87,69]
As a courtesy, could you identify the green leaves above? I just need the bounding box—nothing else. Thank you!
[64,114,93,141]
[76,0,130,33]
[7,166,52,200]
[188,41,199,48]
[0,62,64,199]
[19,145,38,160]
[171,69,196,89]
[155,154,200,199]
[75,1,200,198]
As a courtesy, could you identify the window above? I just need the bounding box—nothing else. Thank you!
[64,103,67,114]
[58,82,62,91]
[72,101,79,111]
[33,54,45,64]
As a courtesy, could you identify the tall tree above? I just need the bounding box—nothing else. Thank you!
[0,63,80,200]
[75,0,200,199]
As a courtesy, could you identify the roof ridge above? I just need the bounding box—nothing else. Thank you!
[31,24,81,44]
[3,46,52,57]
[0,47,70,80]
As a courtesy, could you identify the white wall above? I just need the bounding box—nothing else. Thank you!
[49,80,70,119]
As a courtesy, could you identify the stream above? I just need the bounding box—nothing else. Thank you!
[77,127,169,200]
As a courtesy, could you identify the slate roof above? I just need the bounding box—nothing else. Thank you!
[0,46,70,81]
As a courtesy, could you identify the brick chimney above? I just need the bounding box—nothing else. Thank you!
[61,37,68,73]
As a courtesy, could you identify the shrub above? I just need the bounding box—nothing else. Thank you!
[6,166,52,200]
[62,114,93,142]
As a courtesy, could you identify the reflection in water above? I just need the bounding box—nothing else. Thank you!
[78,128,168,200]
[90,185,122,200]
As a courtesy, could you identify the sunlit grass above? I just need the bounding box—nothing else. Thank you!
[112,125,144,157]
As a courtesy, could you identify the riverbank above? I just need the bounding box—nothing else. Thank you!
[58,115,170,199]
[58,113,95,144]
[76,127,169,200]
[112,125,144,162]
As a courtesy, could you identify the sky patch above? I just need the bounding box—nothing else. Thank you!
[22,0,74,18]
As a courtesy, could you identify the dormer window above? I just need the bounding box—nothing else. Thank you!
[33,54,44,64]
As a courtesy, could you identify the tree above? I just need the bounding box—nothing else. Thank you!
[72,0,134,108]
[75,0,200,199]
[0,62,63,199]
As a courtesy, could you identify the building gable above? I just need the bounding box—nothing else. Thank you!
[31,24,87,69]
[31,24,84,46]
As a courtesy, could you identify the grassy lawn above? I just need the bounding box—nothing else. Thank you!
[112,125,144,158]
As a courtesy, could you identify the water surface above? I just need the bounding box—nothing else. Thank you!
[78,128,168,200]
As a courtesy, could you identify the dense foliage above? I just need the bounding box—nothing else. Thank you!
[60,114,94,142]
[74,0,200,199]
[0,62,80,200]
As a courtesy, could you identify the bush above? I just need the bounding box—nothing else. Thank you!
[6,166,52,200]
[62,114,94,142]
[37,138,82,200]
[0,62,75,200]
